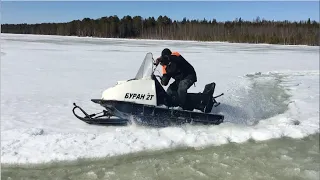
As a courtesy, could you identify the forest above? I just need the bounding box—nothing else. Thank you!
[1,15,319,46]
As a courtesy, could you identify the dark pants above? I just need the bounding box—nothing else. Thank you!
[166,75,196,108]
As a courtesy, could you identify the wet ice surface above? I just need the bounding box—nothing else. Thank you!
[1,33,319,164]
[2,134,319,180]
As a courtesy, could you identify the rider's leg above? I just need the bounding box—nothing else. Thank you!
[177,76,196,109]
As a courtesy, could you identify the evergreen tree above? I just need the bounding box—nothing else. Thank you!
[1,15,319,46]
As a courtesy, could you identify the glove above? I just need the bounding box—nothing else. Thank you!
[154,56,169,65]
[154,57,161,65]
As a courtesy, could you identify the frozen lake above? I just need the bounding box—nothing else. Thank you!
[1,33,319,165]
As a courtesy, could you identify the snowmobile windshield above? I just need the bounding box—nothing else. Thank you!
[134,52,155,80]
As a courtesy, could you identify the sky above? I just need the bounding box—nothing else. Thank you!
[1,1,319,24]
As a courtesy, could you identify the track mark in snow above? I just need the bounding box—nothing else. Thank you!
[211,71,291,125]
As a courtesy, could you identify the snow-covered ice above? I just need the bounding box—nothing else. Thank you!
[1,33,319,164]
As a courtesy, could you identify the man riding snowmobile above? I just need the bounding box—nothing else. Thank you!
[155,48,203,110]
[72,52,224,126]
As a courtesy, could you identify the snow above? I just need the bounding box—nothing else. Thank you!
[1,33,319,164]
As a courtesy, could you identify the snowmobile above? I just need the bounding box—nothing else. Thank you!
[72,52,224,127]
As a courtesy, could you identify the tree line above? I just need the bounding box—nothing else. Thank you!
[1,15,319,46]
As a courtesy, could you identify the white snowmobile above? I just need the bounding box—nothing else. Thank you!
[72,52,224,127]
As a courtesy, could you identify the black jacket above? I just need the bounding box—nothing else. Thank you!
[161,54,197,86]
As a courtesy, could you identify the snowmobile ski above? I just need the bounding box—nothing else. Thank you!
[72,103,129,126]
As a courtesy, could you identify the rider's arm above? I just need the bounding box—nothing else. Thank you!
[161,62,177,86]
